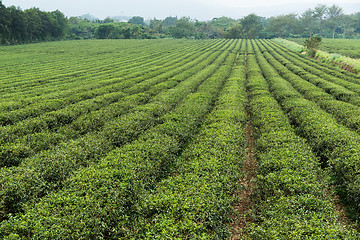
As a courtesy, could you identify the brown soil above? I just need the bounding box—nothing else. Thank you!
[230,121,257,239]
[330,187,359,232]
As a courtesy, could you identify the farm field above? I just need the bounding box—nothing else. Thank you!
[0,39,360,239]
[289,38,360,59]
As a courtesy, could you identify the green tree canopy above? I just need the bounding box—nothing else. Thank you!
[267,14,300,38]
[240,14,264,38]
[224,23,242,39]
[128,16,146,26]
[168,17,196,38]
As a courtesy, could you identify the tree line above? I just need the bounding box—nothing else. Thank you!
[67,5,360,41]
[0,2,67,44]
[0,1,359,45]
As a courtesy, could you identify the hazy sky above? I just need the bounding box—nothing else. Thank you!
[2,0,359,20]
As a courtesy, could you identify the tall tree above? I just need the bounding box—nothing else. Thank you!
[195,21,219,39]
[326,5,344,39]
[267,14,300,38]
[300,9,315,37]
[353,12,360,35]
[163,16,177,27]
[8,6,27,42]
[224,23,242,39]
[51,10,68,39]
[23,8,42,41]
[239,14,264,39]
[0,1,11,44]
[168,17,195,38]
[149,18,164,34]
[96,24,116,39]
[313,4,328,36]
[128,16,146,26]
[341,15,355,39]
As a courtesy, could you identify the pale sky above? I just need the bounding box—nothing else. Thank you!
[2,0,359,20]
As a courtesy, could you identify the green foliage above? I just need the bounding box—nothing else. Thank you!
[256,39,360,228]
[240,14,264,39]
[0,4,68,44]
[1,1,360,45]
[209,17,237,29]
[292,38,360,59]
[224,24,243,39]
[163,16,177,27]
[248,39,358,238]
[225,14,265,39]
[1,38,360,238]
[0,39,243,239]
[128,16,146,26]
[267,14,300,38]
[304,36,322,57]
[168,17,196,39]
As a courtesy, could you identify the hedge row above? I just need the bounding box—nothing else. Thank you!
[246,40,358,239]
[257,41,360,134]
[0,40,217,125]
[0,40,227,168]
[0,40,237,223]
[132,41,247,239]
[0,40,241,239]
[268,40,360,83]
[254,39,360,226]
[260,40,360,105]
[0,40,206,95]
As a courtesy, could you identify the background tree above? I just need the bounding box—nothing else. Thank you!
[313,4,328,36]
[353,12,360,36]
[8,6,26,43]
[23,8,42,41]
[195,21,220,39]
[326,4,343,39]
[340,15,355,39]
[163,16,177,27]
[239,14,264,39]
[267,14,300,38]
[304,36,322,57]
[95,24,116,39]
[301,9,315,37]
[128,16,146,26]
[103,17,114,23]
[0,1,11,44]
[209,17,236,33]
[51,10,68,39]
[149,18,164,35]
[67,17,97,39]
[1,1,360,44]
[168,17,195,38]
[224,23,242,39]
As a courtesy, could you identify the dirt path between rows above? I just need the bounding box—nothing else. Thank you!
[230,51,258,239]
[230,119,257,239]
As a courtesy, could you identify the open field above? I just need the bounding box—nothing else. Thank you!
[0,39,360,239]
[289,38,360,59]
[277,38,360,75]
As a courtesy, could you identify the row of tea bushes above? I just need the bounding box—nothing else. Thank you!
[0,40,218,125]
[0,40,228,168]
[134,43,247,239]
[260,41,360,105]
[246,41,357,238]
[253,39,360,227]
[270,39,360,82]
[0,40,241,239]
[258,42,360,134]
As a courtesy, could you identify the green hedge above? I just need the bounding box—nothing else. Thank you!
[247,40,358,238]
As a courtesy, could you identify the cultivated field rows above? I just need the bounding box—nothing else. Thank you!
[0,39,360,239]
